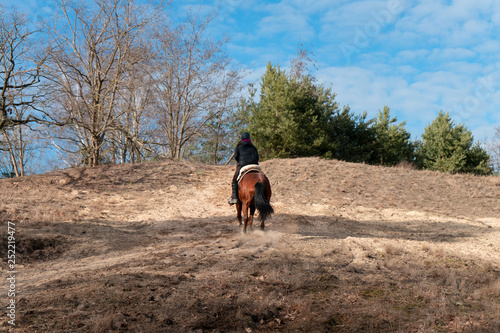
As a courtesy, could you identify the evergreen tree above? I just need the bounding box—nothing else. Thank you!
[328,107,376,163]
[247,62,338,159]
[465,143,493,175]
[372,106,414,166]
[417,111,492,175]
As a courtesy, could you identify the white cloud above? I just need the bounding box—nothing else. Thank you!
[427,48,476,62]
[396,49,429,61]
[277,0,336,14]
[1,0,54,23]
[257,4,315,40]
[316,64,499,140]
[474,40,500,56]
[320,0,405,45]
[394,0,496,48]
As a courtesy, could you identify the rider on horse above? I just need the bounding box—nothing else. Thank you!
[228,132,259,205]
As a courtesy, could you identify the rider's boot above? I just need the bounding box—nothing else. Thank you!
[228,183,238,205]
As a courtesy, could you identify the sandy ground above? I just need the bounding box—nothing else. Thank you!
[0,157,499,332]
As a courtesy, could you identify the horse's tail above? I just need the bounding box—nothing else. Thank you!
[254,182,274,222]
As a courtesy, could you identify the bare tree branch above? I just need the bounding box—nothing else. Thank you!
[43,0,161,167]
[0,9,47,131]
[151,6,244,160]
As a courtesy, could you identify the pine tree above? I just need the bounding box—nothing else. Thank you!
[247,62,337,159]
[328,107,375,163]
[373,106,413,166]
[418,111,492,175]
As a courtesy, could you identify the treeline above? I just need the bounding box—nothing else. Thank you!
[0,0,244,175]
[0,0,494,176]
[245,62,492,175]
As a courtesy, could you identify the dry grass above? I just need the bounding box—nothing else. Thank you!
[91,313,114,333]
[383,243,404,256]
[0,158,499,332]
[393,160,417,170]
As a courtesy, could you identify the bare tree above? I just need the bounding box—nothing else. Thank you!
[187,70,245,164]
[1,103,29,177]
[0,7,49,176]
[0,8,46,130]
[108,65,158,164]
[487,127,500,172]
[289,43,317,81]
[43,0,159,167]
[151,7,243,160]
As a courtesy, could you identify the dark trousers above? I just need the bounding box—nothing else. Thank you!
[232,165,242,184]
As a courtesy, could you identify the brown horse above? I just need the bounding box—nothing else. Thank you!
[236,172,274,232]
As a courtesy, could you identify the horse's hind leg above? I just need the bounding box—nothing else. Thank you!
[248,205,255,230]
[242,202,249,233]
[236,202,242,226]
[259,206,266,230]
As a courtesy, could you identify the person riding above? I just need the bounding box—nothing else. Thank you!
[228,132,259,205]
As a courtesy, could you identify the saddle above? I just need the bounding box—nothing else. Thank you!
[237,164,262,183]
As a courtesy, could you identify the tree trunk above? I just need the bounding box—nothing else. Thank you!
[2,130,20,177]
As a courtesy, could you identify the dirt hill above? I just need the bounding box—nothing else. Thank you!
[1,157,499,332]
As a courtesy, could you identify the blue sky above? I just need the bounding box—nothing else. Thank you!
[6,0,500,143]
[206,0,500,142]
